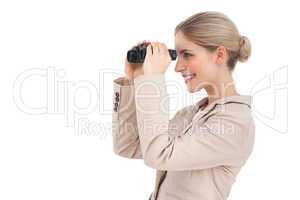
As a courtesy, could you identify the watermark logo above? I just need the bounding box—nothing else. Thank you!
[250,66,288,134]
[12,65,289,138]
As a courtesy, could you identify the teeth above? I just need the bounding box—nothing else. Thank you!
[184,74,195,81]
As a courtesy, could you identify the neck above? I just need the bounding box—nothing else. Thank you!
[204,75,239,106]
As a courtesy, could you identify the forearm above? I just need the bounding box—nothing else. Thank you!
[112,76,142,159]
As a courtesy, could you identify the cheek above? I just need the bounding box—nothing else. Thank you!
[186,59,199,73]
[188,57,216,81]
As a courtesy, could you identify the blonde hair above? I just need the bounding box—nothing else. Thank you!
[175,11,251,70]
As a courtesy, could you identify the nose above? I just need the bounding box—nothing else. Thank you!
[175,60,185,73]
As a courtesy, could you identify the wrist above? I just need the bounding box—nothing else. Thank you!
[123,77,132,85]
[133,70,144,79]
[144,71,164,76]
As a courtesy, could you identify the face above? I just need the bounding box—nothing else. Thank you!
[174,31,222,93]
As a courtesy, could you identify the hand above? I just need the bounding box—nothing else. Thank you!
[124,40,151,80]
[143,42,172,75]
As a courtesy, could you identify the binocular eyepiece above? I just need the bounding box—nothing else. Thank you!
[127,43,177,63]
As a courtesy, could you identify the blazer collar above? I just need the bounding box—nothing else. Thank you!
[192,95,252,122]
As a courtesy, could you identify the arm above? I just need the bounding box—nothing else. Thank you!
[112,76,142,159]
[133,73,255,171]
[111,75,190,159]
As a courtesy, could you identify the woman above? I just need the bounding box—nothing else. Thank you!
[112,11,255,200]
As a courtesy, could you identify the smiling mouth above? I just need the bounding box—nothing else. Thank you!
[183,74,196,82]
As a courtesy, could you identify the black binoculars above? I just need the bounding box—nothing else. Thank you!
[127,43,177,63]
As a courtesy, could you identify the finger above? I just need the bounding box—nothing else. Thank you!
[152,42,160,55]
[134,40,145,48]
[137,40,144,46]
[150,43,154,54]
[160,43,168,55]
[144,40,151,46]
[141,40,148,46]
[145,44,153,60]
[162,43,170,59]
[158,42,166,55]
[156,41,161,53]
[161,43,171,62]
[144,41,151,46]
[142,40,150,48]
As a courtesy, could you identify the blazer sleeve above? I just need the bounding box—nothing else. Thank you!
[112,76,143,159]
[133,73,255,171]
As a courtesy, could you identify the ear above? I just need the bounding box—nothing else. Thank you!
[214,45,227,65]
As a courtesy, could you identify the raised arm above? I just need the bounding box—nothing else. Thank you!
[133,73,255,171]
[111,75,194,159]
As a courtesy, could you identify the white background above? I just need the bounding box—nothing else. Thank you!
[0,0,299,199]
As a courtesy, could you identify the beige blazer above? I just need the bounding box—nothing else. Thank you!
[112,73,255,200]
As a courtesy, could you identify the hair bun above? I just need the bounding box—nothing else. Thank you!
[238,35,251,62]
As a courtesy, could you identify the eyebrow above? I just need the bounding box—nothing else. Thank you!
[178,49,192,54]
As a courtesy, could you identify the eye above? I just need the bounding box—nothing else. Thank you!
[183,52,192,59]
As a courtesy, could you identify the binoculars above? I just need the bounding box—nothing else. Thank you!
[127,43,177,63]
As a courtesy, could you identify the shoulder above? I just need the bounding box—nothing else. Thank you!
[204,103,255,153]
[206,102,254,131]
[191,102,255,159]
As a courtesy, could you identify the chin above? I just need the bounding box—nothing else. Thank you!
[187,84,202,93]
